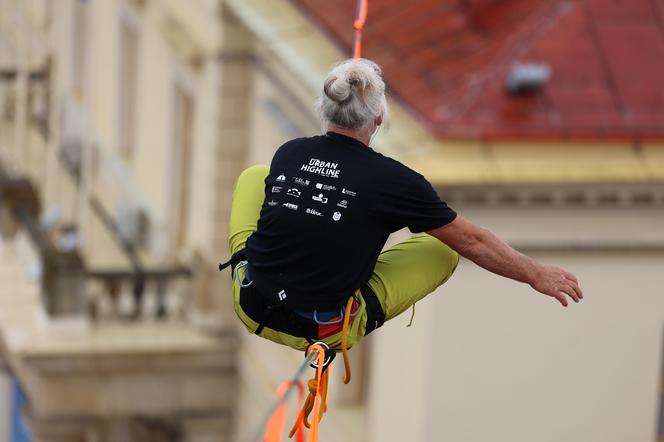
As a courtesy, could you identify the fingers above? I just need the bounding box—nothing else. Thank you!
[554,282,583,307]
[564,272,583,299]
[570,282,583,301]
[561,283,581,303]
[554,291,569,307]
[564,272,578,284]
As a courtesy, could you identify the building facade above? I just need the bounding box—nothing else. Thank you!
[1,0,663,442]
[0,0,237,441]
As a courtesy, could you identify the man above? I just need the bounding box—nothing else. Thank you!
[225,59,583,352]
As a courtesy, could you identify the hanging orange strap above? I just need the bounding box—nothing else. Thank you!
[289,344,328,441]
[341,291,359,384]
[288,289,359,440]
[353,0,369,59]
[264,381,306,442]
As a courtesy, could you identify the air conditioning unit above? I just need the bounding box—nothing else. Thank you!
[59,97,87,181]
[114,200,152,249]
[505,63,551,95]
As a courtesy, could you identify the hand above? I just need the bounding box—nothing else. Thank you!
[530,265,583,307]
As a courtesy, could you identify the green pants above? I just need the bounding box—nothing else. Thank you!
[229,165,459,351]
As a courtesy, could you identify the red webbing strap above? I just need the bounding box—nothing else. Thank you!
[353,0,369,59]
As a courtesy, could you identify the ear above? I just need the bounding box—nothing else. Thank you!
[375,114,383,127]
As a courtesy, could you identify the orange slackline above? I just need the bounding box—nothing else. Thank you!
[264,381,306,442]
[289,344,328,441]
[353,0,368,59]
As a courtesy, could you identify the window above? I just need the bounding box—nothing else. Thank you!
[117,16,139,158]
[171,82,194,250]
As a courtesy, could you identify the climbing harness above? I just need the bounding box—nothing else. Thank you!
[309,293,360,325]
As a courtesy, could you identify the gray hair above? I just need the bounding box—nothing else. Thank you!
[316,58,389,132]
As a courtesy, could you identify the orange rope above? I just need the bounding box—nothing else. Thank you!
[353,0,368,59]
[264,381,305,442]
[341,291,359,384]
[287,290,358,440]
[288,344,328,441]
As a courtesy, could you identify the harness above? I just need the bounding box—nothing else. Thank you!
[219,250,385,342]
[220,251,368,440]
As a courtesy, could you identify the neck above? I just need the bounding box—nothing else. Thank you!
[327,127,371,146]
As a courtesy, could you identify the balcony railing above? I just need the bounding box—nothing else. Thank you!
[0,164,196,323]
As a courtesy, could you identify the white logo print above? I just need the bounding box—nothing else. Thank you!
[342,188,356,197]
[278,289,287,301]
[267,200,278,207]
[315,183,336,191]
[286,188,301,197]
[306,208,323,216]
[271,186,282,193]
[282,203,298,210]
[276,174,286,182]
[300,158,341,178]
[312,193,328,204]
[294,177,310,186]
[337,199,347,208]
[333,211,342,221]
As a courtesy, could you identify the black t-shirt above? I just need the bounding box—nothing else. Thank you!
[245,132,457,310]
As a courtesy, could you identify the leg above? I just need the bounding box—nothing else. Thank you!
[367,233,459,321]
[228,165,269,255]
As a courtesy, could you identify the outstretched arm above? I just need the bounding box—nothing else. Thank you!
[427,215,583,307]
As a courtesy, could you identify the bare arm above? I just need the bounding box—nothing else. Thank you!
[427,215,583,307]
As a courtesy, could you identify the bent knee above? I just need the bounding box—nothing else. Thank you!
[416,233,459,282]
[236,165,269,185]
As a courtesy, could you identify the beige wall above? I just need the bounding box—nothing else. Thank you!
[368,206,664,442]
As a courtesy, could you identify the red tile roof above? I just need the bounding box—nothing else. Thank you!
[290,0,664,141]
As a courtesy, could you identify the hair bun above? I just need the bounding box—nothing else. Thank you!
[324,76,353,104]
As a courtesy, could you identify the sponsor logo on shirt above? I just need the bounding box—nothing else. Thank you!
[315,183,336,191]
[282,203,298,211]
[332,211,342,221]
[293,177,310,186]
[278,289,287,301]
[271,186,282,193]
[276,174,286,182]
[312,193,328,204]
[267,200,278,207]
[342,188,356,197]
[286,188,301,198]
[306,208,323,216]
[337,199,348,208]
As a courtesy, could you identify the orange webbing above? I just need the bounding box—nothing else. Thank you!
[287,291,359,440]
[341,292,359,384]
[288,345,328,441]
[264,381,305,442]
[353,0,368,59]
